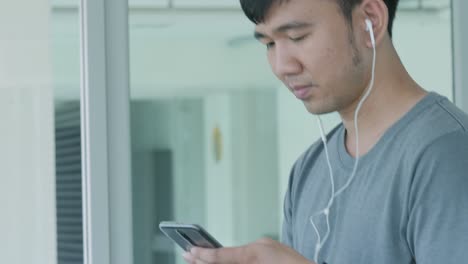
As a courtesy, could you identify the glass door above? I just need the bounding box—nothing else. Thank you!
[78,0,468,263]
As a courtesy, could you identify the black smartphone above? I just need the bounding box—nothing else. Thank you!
[159,221,223,252]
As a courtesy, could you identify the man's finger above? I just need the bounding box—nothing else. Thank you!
[183,251,209,264]
[182,252,195,264]
[255,237,275,245]
[191,246,246,263]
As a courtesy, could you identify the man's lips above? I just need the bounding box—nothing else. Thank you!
[291,84,314,100]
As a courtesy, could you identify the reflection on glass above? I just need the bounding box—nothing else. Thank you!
[129,5,281,264]
[51,1,83,263]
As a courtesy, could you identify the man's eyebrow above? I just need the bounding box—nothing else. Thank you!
[275,21,314,33]
[254,31,268,40]
[254,21,314,40]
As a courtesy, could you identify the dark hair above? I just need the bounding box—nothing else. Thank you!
[240,0,399,37]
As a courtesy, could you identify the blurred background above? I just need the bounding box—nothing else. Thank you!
[0,0,458,263]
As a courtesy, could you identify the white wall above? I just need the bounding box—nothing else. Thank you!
[230,90,279,244]
[203,90,280,247]
[393,9,453,99]
[204,94,235,246]
[0,1,56,264]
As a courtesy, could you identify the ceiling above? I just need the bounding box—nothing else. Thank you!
[52,8,280,100]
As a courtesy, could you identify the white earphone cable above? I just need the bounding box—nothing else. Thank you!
[311,20,376,262]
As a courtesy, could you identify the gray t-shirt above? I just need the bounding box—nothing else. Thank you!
[282,92,468,264]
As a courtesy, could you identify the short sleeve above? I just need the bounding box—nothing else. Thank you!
[407,131,468,263]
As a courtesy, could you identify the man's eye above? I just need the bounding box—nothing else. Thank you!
[290,35,307,42]
[266,42,275,49]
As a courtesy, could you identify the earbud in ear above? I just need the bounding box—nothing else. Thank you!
[365,18,376,48]
[365,19,372,31]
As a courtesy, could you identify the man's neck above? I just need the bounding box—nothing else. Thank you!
[339,48,427,158]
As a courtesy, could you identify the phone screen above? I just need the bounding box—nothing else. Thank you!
[159,222,222,251]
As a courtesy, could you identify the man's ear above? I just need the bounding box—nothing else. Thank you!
[357,0,389,48]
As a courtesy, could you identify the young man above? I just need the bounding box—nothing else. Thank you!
[184,0,468,263]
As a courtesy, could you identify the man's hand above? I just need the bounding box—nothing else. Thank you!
[182,237,316,264]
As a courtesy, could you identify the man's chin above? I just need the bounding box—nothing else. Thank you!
[303,102,334,115]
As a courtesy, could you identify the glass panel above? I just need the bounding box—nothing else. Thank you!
[0,1,83,262]
[127,7,340,264]
[128,1,453,264]
[394,0,453,99]
[51,1,84,263]
[129,8,287,264]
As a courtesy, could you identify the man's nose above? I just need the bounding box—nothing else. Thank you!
[272,44,302,78]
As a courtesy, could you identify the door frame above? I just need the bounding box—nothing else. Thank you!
[79,0,133,263]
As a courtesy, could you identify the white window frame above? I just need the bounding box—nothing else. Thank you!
[452,0,468,111]
[79,0,133,264]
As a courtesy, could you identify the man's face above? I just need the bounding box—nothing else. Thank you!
[255,0,369,114]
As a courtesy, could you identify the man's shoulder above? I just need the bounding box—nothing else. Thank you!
[419,130,468,162]
[426,93,468,131]
[400,93,468,151]
[409,96,468,187]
